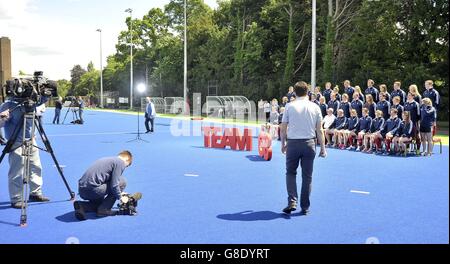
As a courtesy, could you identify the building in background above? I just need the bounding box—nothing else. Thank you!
[0,37,12,101]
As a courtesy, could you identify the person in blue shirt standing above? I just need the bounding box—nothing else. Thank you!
[318,97,327,118]
[145,97,156,133]
[404,92,421,153]
[286,86,296,102]
[391,96,404,119]
[423,80,440,110]
[419,98,437,156]
[77,96,85,124]
[339,94,351,118]
[343,80,355,100]
[53,96,63,124]
[364,94,377,119]
[379,84,391,103]
[327,92,340,115]
[365,79,379,103]
[322,82,333,104]
[0,96,50,208]
[376,93,391,120]
[391,81,406,105]
[350,92,364,118]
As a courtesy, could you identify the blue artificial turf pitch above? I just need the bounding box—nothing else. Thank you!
[0,109,448,244]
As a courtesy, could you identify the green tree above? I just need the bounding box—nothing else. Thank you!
[69,65,86,95]
[56,79,71,98]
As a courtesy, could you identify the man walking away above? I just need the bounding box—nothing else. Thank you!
[280,81,327,216]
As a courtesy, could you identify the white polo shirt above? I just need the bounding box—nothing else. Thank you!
[282,96,322,139]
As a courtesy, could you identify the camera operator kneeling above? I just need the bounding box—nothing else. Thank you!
[74,150,140,220]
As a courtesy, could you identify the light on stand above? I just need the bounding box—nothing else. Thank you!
[127,83,148,143]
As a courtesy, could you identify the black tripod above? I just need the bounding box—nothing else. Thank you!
[62,101,79,124]
[127,104,148,143]
[0,103,75,227]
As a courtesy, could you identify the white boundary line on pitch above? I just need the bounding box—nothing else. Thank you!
[184,174,199,177]
[46,132,132,137]
[350,190,370,195]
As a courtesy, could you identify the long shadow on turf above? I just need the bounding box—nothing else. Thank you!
[55,211,98,223]
[217,210,300,221]
[245,155,266,162]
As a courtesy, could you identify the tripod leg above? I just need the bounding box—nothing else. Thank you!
[34,118,75,200]
[20,141,32,227]
[62,106,72,124]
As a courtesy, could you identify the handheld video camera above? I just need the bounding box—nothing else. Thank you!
[117,193,142,216]
[4,71,58,106]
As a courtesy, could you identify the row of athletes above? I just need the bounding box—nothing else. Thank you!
[323,97,437,156]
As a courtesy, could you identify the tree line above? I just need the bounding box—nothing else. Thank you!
[63,0,448,120]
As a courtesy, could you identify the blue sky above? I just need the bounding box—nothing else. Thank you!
[0,0,218,80]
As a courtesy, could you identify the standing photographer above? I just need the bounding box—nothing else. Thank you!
[53,96,62,124]
[77,96,85,124]
[0,97,50,209]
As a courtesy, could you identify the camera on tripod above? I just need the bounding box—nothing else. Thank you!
[4,71,58,110]
[63,96,80,107]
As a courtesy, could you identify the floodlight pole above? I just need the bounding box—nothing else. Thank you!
[183,0,188,115]
[125,8,134,110]
[311,0,316,92]
[96,28,103,108]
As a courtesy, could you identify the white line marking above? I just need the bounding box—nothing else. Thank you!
[350,190,370,195]
[184,174,199,177]
[47,132,131,137]
[53,165,66,168]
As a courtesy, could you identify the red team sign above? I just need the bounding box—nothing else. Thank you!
[258,131,272,161]
[202,127,253,151]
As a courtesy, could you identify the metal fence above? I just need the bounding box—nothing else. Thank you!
[205,96,252,119]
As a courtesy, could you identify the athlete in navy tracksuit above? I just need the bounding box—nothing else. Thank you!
[344,80,355,100]
[364,94,377,119]
[383,109,402,154]
[404,93,421,152]
[327,110,347,147]
[420,100,437,156]
[391,97,404,119]
[351,93,364,118]
[393,112,414,154]
[319,98,327,118]
[356,108,373,152]
[332,110,347,148]
[423,81,440,110]
[391,82,406,105]
[339,96,351,118]
[365,80,379,102]
[323,83,333,103]
[327,93,340,115]
[365,111,385,153]
[376,94,391,120]
[343,109,360,150]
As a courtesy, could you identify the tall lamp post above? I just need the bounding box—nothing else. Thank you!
[183,0,188,115]
[311,0,316,92]
[96,28,103,108]
[125,8,134,110]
